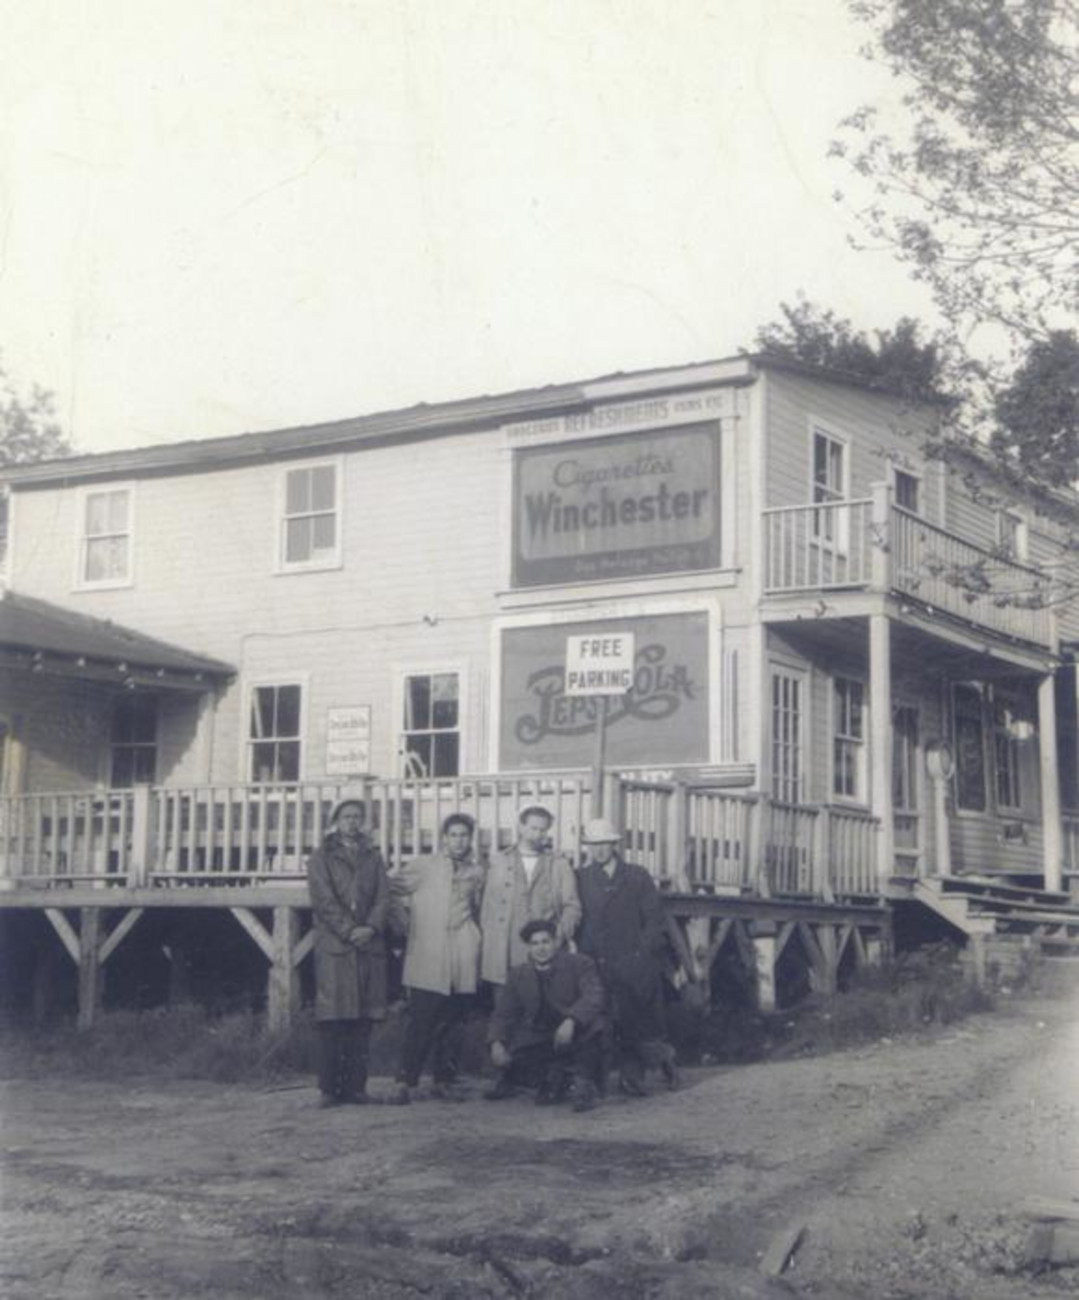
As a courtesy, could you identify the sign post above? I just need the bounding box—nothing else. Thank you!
[564,633,635,816]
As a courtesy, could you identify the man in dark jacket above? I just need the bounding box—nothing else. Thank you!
[307,799,389,1106]
[485,918,604,1112]
[575,817,678,1097]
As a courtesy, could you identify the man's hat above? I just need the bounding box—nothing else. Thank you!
[581,818,622,845]
[519,918,557,943]
[329,798,366,824]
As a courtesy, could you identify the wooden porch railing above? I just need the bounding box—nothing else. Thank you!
[762,496,1055,648]
[0,778,883,901]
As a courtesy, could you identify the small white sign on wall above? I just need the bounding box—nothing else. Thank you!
[326,706,372,776]
[564,633,636,697]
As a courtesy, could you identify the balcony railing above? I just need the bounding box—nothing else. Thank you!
[0,778,883,902]
[763,494,1055,647]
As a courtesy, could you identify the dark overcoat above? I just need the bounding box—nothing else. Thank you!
[307,832,389,1022]
[487,948,604,1051]
[576,857,666,1001]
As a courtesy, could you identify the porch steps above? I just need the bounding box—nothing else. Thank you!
[906,877,1079,956]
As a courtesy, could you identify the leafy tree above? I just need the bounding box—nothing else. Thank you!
[0,360,70,468]
[753,298,948,404]
[992,330,1079,484]
[833,0,1078,347]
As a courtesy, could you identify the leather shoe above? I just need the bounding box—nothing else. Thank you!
[571,1081,598,1113]
[483,1075,515,1101]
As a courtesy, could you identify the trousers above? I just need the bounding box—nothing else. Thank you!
[396,988,474,1086]
[317,1019,374,1100]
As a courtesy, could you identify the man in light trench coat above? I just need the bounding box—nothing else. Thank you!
[306,799,389,1107]
[387,813,486,1103]
[480,804,581,988]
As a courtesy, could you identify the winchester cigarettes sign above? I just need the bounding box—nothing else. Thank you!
[499,613,708,770]
[512,423,721,587]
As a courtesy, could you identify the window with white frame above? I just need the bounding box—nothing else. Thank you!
[996,509,1027,561]
[893,469,920,514]
[832,676,866,800]
[279,462,340,570]
[401,671,460,778]
[811,429,847,548]
[770,668,804,804]
[111,693,158,788]
[992,694,1023,811]
[953,683,988,813]
[892,704,920,812]
[248,683,303,783]
[79,486,133,587]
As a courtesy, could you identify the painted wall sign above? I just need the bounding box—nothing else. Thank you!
[499,613,709,770]
[564,632,636,696]
[326,705,371,776]
[512,423,721,587]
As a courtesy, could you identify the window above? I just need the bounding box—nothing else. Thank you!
[402,672,460,778]
[811,429,847,550]
[249,683,303,783]
[992,696,1023,811]
[111,694,158,787]
[997,509,1027,561]
[79,486,132,587]
[893,470,920,514]
[953,683,988,813]
[770,669,804,803]
[832,677,866,800]
[892,705,920,812]
[279,462,340,570]
[0,491,9,577]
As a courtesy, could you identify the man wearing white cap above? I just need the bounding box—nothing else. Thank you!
[480,804,581,987]
[575,817,678,1097]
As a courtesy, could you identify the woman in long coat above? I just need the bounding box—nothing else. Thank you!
[306,799,389,1106]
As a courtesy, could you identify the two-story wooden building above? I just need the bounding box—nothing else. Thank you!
[3,355,1079,1022]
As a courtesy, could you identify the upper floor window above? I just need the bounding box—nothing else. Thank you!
[279,461,341,572]
[893,470,920,514]
[401,671,460,778]
[111,693,158,787]
[811,429,848,550]
[832,676,866,801]
[78,486,133,588]
[249,682,303,783]
[997,509,1028,561]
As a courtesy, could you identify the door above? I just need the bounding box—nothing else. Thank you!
[892,703,921,874]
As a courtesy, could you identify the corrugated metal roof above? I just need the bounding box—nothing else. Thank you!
[0,590,234,677]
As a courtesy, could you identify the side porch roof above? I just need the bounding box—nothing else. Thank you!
[0,589,234,690]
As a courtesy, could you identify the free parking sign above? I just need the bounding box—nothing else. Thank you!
[564,633,636,696]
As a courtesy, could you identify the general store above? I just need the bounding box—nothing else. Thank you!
[3,354,1078,1023]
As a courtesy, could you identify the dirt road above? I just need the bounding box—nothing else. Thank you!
[2,987,1078,1299]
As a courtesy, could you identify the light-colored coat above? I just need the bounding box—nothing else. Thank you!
[479,845,582,985]
[389,853,485,995]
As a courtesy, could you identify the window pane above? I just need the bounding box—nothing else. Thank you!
[106,490,129,532]
[433,731,459,777]
[132,746,156,784]
[251,687,276,740]
[954,686,987,812]
[404,734,432,778]
[277,740,300,783]
[251,741,278,783]
[310,465,335,511]
[850,683,863,739]
[86,492,111,535]
[432,674,459,729]
[112,749,136,789]
[813,434,827,484]
[277,685,301,737]
[85,537,122,581]
[312,513,335,552]
[406,676,432,730]
[285,517,312,563]
[285,468,311,515]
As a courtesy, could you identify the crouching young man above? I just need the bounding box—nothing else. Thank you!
[485,918,604,1113]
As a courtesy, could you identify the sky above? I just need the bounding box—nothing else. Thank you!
[0,0,935,455]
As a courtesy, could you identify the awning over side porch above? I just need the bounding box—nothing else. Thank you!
[0,590,234,691]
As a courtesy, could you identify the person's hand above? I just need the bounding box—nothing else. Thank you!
[553,1018,575,1049]
[490,1041,510,1069]
[349,925,374,948]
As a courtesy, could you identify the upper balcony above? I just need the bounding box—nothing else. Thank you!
[762,487,1056,650]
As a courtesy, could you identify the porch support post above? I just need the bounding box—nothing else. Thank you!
[869,613,895,886]
[77,907,102,1032]
[1038,672,1063,894]
[268,906,300,1032]
[750,919,778,1013]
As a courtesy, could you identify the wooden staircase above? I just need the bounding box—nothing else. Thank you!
[900,876,1079,958]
